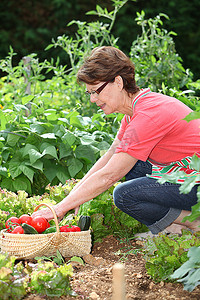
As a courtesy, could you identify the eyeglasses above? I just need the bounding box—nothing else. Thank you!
[85,80,110,96]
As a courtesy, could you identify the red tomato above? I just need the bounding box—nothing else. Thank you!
[5,217,20,232]
[31,216,48,233]
[60,225,71,232]
[19,214,32,225]
[11,226,24,234]
[71,225,81,232]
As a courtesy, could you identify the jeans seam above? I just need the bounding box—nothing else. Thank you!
[120,181,176,197]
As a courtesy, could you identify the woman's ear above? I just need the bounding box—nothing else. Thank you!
[114,75,124,91]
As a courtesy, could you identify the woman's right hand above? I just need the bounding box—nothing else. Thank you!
[32,206,55,221]
[32,203,65,221]
[74,206,80,215]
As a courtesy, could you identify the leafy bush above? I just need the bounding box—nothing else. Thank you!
[30,260,73,297]
[0,254,27,300]
[171,246,200,292]
[0,10,124,194]
[130,11,194,91]
[0,253,74,299]
[0,108,115,194]
[144,231,200,282]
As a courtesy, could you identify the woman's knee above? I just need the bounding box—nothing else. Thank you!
[113,183,125,209]
[113,181,138,211]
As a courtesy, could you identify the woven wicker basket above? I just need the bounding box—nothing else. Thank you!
[0,203,92,259]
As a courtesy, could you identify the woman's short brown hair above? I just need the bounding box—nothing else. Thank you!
[77,46,139,95]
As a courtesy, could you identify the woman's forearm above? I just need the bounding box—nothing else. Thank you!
[56,167,115,217]
[56,152,137,218]
[71,137,120,192]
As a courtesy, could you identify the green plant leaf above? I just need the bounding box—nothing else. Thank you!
[29,148,43,164]
[22,144,38,157]
[70,115,85,129]
[75,144,96,164]
[59,143,72,159]
[62,131,76,146]
[1,178,13,191]
[25,160,43,171]
[179,176,200,194]
[184,112,200,122]
[80,135,95,145]
[9,161,23,178]
[0,110,7,130]
[13,176,32,193]
[70,256,85,266]
[40,133,56,139]
[43,159,57,182]
[29,124,46,134]
[56,167,70,184]
[0,166,8,176]
[7,134,21,147]
[189,154,200,172]
[19,165,34,183]
[97,141,111,151]
[40,142,52,152]
[22,95,34,104]
[171,247,200,279]
[68,158,83,178]
[55,250,65,265]
[42,145,58,159]
[44,109,58,121]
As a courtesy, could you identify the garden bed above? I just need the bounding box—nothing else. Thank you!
[24,235,200,300]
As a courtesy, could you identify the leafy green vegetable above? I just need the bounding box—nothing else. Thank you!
[171,246,200,291]
[30,260,73,297]
[144,231,200,282]
[0,253,74,299]
[0,254,27,300]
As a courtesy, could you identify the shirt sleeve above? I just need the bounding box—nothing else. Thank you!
[116,115,128,141]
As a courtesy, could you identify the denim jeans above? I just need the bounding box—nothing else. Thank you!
[113,160,198,234]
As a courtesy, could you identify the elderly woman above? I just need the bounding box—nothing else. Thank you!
[33,46,200,235]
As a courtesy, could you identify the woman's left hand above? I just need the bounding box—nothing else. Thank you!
[32,204,64,221]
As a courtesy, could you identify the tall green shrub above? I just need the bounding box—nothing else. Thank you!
[130,11,193,91]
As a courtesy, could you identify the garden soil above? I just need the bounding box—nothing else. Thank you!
[24,235,200,300]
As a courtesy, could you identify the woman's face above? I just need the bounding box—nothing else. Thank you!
[85,79,122,115]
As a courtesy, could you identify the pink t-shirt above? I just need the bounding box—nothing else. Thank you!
[116,88,200,165]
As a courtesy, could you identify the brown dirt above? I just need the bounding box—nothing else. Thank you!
[24,235,200,300]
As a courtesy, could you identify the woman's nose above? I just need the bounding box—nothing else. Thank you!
[90,93,97,103]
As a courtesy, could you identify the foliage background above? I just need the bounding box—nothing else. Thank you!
[0,0,200,79]
[0,0,200,291]
[0,0,199,196]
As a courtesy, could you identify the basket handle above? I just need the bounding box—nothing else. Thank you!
[34,203,60,234]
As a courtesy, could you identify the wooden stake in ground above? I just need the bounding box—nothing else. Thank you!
[112,263,126,300]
